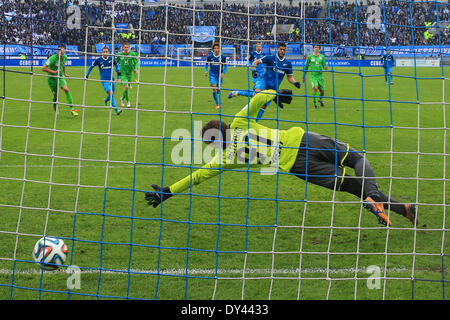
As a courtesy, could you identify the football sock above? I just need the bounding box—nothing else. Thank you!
[237,90,254,97]
[340,176,406,216]
[313,91,318,105]
[110,94,119,112]
[65,91,73,106]
[121,90,127,102]
[256,108,265,122]
[213,91,219,105]
[339,151,407,215]
[374,192,407,216]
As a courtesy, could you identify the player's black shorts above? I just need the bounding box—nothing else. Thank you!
[289,132,351,191]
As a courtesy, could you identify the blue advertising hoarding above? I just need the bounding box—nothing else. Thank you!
[2,44,449,59]
[355,45,450,56]
[0,45,79,56]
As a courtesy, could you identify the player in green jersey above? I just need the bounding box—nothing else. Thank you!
[42,44,78,116]
[303,45,328,109]
[144,90,417,227]
[117,42,138,108]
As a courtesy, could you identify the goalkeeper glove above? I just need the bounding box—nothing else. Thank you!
[293,81,301,88]
[276,89,293,109]
[145,184,172,208]
[252,70,258,78]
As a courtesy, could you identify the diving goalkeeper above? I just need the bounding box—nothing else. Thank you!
[145,90,417,226]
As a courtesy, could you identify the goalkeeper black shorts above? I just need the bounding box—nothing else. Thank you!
[289,131,352,191]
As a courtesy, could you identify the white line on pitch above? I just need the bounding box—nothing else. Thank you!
[0,267,409,276]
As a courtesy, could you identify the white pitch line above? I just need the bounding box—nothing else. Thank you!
[0,163,412,169]
[0,267,409,276]
[0,164,158,169]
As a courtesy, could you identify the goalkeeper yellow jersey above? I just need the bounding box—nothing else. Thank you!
[169,90,305,194]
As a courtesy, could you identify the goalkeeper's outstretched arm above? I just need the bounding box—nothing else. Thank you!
[145,90,293,208]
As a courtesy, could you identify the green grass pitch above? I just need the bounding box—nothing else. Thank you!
[0,64,449,300]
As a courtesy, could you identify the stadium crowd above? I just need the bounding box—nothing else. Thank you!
[2,0,449,51]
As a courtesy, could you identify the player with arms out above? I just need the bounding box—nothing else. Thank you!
[42,44,78,116]
[85,46,123,115]
[229,42,301,121]
[145,90,417,227]
[117,42,138,108]
[228,42,265,99]
[303,44,328,109]
[381,49,395,85]
[205,42,228,110]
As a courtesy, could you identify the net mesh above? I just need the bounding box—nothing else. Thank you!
[0,0,448,300]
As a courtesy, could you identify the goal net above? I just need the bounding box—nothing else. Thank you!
[0,0,448,301]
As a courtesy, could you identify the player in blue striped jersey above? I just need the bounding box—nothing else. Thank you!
[204,43,228,110]
[85,46,122,115]
[228,43,266,99]
[381,49,395,85]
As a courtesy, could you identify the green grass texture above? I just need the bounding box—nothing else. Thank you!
[0,65,449,300]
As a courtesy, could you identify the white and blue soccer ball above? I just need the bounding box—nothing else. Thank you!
[32,237,68,270]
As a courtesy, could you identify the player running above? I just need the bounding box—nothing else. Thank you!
[381,49,395,85]
[205,42,228,110]
[228,43,265,99]
[85,46,123,115]
[42,44,78,116]
[117,42,138,108]
[144,90,417,227]
[229,42,301,121]
[303,44,328,109]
